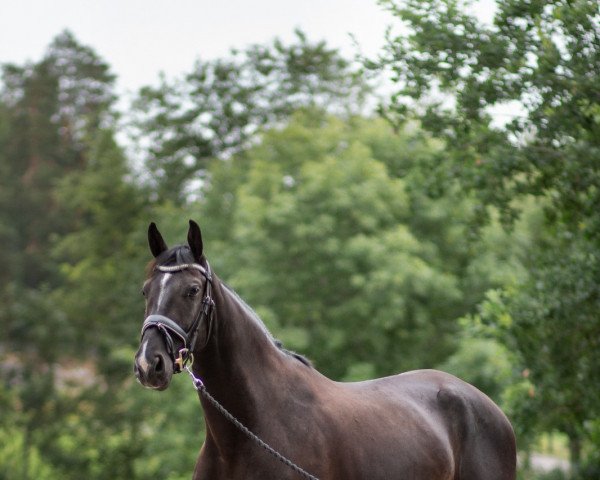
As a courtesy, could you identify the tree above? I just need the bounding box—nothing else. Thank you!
[374,0,600,232]
[475,235,600,467]
[374,0,600,466]
[130,31,371,203]
[52,128,146,361]
[0,29,116,290]
[198,111,484,379]
[0,29,119,357]
[0,32,145,480]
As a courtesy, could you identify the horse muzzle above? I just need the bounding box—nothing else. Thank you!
[134,327,175,390]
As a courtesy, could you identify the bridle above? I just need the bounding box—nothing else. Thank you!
[140,261,215,373]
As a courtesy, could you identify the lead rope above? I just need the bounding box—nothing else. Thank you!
[184,366,319,480]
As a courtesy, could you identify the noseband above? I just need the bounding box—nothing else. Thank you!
[141,261,215,373]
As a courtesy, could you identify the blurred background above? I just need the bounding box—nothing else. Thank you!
[0,1,598,479]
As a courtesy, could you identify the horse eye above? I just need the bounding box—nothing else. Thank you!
[141,289,146,297]
[187,285,201,297]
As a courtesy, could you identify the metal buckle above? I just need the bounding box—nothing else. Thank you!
[174,348,189,373]
[201,298,215,317]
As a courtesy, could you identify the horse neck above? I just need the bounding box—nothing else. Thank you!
[191,274,294,443]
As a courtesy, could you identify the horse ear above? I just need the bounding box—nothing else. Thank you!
[148,222,168,258]
[187,220,204,262]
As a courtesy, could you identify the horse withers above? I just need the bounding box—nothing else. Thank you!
[134,220,517,479]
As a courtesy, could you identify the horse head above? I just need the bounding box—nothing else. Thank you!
[134,220,213,390]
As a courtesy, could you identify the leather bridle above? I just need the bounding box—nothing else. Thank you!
[140,261,215,373]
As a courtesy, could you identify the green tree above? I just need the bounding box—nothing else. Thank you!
[0,31,147,480]
[475,234,600,467]
[52,128,146,361]
[130,31,370,204]
[0,30,116,289]
[200,111,480,379]
[374,0,600,232]
[0,29,119,364]
[373,0,600,466]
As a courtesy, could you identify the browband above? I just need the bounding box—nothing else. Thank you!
[156,263,211,279]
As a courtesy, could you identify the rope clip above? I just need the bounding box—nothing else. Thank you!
[174,348,192,373]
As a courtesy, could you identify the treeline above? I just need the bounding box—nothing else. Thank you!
[1,1,599,478]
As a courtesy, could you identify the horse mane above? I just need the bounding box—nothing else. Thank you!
[274,340,313,367]
[221,282,314,369]
[145,246,313,368]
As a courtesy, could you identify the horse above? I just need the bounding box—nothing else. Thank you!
[134,220,517,480]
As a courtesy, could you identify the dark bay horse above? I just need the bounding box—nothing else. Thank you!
[134,220,517,479]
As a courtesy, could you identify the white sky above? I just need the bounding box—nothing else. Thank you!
[0,0,395,95]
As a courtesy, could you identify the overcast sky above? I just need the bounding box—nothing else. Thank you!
[0,0,397,95]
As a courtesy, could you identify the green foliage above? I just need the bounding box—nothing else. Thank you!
[578,419,600,478]
[52,128,147,362]
[476,234,600,455]
[0,428,60,480]
[5,16,597,477]
[0,32,151,480]
[376,0,600,233]
[0,362,203,480]
[130,30,371,203]
[375,0,600,465]
[0,29,116,287]
[201,112,481,378]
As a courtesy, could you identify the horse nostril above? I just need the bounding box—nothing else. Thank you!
[154,355,164,373]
